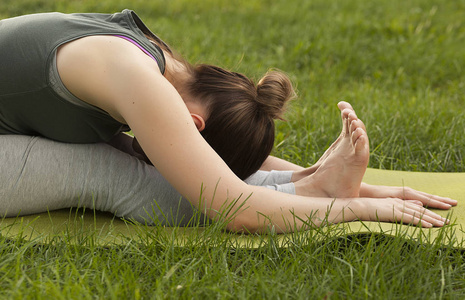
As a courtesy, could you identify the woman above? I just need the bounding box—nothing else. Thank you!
[0,10,455,232]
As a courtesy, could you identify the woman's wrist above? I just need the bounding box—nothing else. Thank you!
[342,198,368,222]
[318,198,367,224]
[358,182,374,197]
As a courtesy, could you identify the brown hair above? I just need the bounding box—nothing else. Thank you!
[187,65,296,180]
[145,34,296,179]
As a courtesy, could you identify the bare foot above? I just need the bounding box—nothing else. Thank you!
[292,101,363,181]
[313,102,357,165]
[294,108,370,198]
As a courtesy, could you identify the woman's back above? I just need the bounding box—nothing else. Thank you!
[0,10,163,142]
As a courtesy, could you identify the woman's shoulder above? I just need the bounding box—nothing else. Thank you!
[57,35,163,77]
[56,35,166,122]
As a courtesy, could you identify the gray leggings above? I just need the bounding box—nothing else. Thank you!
[0,135,295,226]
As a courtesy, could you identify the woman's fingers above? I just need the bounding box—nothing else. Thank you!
[405,200,423,206]
[371,185,458,209]
[402,188,457,209]
[403,203,447,225]
[419,191,457,206]
[366,198,449,228]
[360,184,457,210]
[396,200,448,227]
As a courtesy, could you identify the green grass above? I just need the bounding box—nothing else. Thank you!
[2,222,465,299]
[1,0,465,298]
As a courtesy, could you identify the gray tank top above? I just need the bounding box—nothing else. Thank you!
[0,10,166,143]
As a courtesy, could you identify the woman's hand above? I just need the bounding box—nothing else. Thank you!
[358,197,449,228]
[359,183,458,210]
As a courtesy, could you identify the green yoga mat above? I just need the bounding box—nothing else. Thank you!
[1,168,464,247]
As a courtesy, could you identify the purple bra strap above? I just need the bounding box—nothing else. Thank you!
[114,35,158,63]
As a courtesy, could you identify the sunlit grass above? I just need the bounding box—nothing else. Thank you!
[1,216,465,299]
[1,0,465,298]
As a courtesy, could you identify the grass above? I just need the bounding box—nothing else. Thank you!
[2,220,465,299]
[1,0,465,298]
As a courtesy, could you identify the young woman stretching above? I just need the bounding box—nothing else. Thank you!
[0,10,455,232]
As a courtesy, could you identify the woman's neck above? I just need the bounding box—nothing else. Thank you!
[163,52,193,97]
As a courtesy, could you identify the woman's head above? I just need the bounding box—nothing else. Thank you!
[186,65,296,180]
[147,34,296,179]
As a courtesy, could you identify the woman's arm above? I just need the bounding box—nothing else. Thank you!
[260,157,458,209]
[106,132,152,164]
[57,36,447,232]
[260,156,322,182]
[260,156,304,172]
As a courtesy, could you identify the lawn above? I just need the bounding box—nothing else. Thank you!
[1,0,465,298]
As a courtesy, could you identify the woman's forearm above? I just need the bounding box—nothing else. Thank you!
[359,182,376,197]
[260,156,321,182]
[220,186,363,233]
[260,155,305,172]
[217,185,447,233]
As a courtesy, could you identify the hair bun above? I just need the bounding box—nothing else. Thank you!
[256,70,296,120]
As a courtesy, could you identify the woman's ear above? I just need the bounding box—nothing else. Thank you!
[191,113,205,132]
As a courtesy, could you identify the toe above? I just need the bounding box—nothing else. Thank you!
[348,112,358,123]
[349,119,362,135]
[337,101,354,112]
[341,110,351,136]
[358,118,367,132]
[353,130,370,158]
[351,127,364,145]
[341,108,352,120]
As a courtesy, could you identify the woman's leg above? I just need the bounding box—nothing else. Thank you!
[244,171,295,194]
[0,135,296,227]
[108,133,297,194]
[0,135,203,226]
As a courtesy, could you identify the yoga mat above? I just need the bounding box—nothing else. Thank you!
[1,168,464,247]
